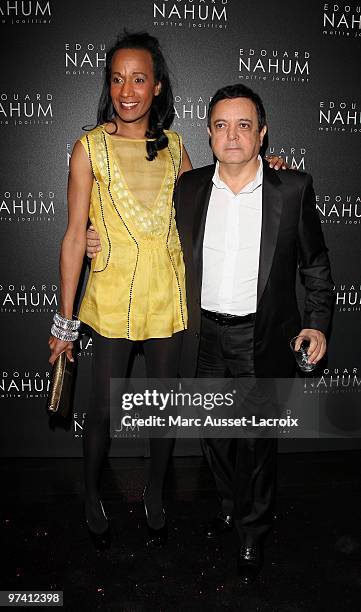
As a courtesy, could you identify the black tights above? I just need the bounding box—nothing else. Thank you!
[83,330,182,532]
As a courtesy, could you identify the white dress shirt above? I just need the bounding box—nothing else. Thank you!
[201,157,263,315]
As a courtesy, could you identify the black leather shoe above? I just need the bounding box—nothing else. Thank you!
[237,542,263,585]
[142,486,168,548]
[205,513,233,539]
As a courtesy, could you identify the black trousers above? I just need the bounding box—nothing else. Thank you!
[197,314,277,545]
[83,330,183,506]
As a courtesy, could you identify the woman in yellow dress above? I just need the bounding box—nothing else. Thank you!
[48,31,192,549]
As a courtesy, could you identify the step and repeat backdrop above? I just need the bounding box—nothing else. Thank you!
[1,0,360,456]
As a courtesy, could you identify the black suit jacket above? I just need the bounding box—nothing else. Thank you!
[174,161,334,378]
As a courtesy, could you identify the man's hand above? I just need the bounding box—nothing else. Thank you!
[294,329,327,364]
[264,155,288,170]
[86,225,101,258]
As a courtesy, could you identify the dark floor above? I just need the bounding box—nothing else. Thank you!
[1,451,361,612]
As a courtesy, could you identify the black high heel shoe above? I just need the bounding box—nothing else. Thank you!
[87,524,111,551]
[142,485,168,548]
[86,500,111,551]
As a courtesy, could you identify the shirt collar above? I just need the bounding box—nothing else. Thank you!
[212,155,263,195]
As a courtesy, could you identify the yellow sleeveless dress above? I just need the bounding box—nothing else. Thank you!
[77,125,187,340]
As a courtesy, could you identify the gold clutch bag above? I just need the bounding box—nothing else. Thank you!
[47,352,75,418]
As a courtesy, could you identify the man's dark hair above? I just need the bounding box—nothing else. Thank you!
[96,31,174,161]
[207,83,267,131]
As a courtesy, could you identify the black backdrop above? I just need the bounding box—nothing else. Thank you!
[1,0,360,456]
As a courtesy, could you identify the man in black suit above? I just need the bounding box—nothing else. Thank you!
[174,84,334,584]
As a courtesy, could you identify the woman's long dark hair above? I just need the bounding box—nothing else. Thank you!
[97,31,175,161]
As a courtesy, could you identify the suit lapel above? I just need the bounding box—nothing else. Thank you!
[192,168,214,289]
[257,162,283,306]
[189,162,283,305]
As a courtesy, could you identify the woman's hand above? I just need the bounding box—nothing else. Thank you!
[48,335,74,365]
[58,140,93,330]
[264,155,288,170]
[86,224,101,258]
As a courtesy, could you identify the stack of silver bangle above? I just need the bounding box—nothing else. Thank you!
[51,313,81,342]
